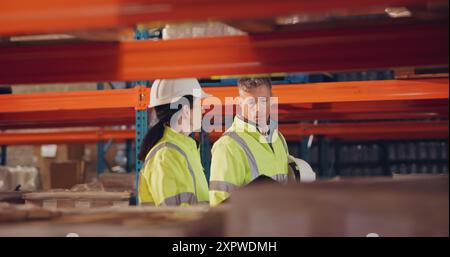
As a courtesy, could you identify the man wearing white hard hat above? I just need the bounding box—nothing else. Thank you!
[138,78,210,206]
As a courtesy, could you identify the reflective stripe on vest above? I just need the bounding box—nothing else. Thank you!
[271,173,288,184]
[224,131,288,184]
[142,142,198,206]
[161,192,197,206]
[209,180,239,193]
[273,133,289,184]
[224,132,260,180]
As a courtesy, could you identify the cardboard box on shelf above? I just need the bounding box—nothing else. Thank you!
[67,144,85,161]
[49,161,84,190]
[34,144,86,190]
[99,173,135,192]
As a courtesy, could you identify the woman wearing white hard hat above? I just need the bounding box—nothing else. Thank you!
[138,78,210,206]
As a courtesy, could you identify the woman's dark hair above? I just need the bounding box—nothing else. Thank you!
[138,95,194,161]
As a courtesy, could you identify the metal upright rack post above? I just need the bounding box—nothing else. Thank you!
[0,146,6,166]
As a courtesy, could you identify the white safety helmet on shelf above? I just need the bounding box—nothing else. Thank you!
[149,78,211,108]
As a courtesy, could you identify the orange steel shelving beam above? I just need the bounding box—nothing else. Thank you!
[0,129,135,146]
[0,109,136,130]
[0,22,447,84]
[1,0,446,35]
[0,86,148,113]
[284,121,449,137]
[1,78,448,129]
[204,78,449,104]
[207,121,449,141]
[1,99,447,129]
[1,78,446,113]
[0,86,148,129]
[204,78,449,121]
[215,100,449,122]
[1,121,447,145]
[287,121,450,141]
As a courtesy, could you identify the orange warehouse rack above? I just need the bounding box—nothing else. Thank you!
[0,0,447,35]
[1,78,448,129]
[0,22,447,84]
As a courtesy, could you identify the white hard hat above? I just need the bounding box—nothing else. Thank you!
[149,78,211,108]
[288,155,316,183]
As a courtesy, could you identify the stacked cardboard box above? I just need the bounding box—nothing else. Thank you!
[99,172,135,192]
[34,144,85,190]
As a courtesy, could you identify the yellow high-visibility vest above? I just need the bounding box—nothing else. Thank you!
[209,116,289,206]
[139,126,209,206]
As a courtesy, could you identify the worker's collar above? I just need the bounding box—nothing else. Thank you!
[164,125,197,149]
[234,114,279,143]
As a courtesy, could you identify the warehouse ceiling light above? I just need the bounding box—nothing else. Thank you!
[385,7,413,18]
[9,34,74,42]
[275,14,327,25]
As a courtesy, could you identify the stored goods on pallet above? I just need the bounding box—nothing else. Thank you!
[99,172,135,192]
[0,166,39,191]
[34,144,86,190]
[49,161,84,189]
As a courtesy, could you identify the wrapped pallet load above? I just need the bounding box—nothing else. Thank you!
[0,166,39,192]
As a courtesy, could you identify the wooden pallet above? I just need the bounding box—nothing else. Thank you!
[23,191,131,209]
[0,191,26,204]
